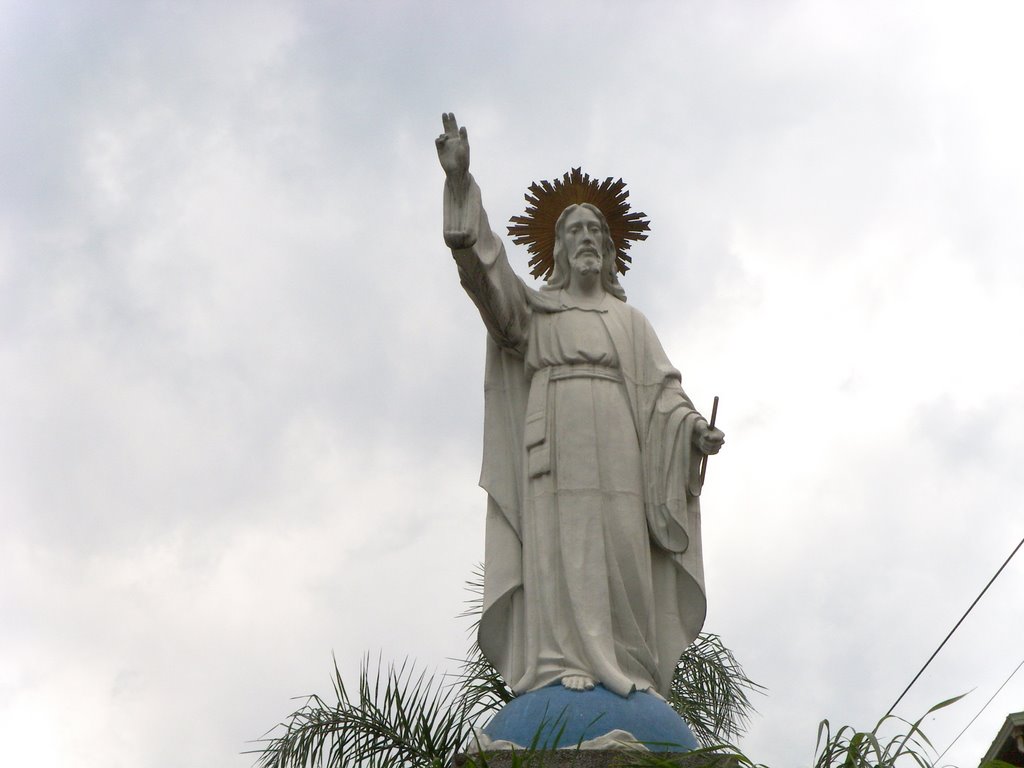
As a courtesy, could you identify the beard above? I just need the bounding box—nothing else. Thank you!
[572,247,602,276]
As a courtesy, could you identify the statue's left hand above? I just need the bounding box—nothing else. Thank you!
[694,421,725,455]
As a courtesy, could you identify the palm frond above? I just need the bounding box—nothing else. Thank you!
[457,563,486,629]
[452,564,515,720]
[454,640,515,719]
[251,656,474,768]
[668,632,764,747]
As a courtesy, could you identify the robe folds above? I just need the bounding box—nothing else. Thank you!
[446,175,708,699]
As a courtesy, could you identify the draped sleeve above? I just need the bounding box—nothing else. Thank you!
[444,174,534,684]
[444,174,530,354]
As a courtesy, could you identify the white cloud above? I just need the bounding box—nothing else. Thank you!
[2,2,1023,767]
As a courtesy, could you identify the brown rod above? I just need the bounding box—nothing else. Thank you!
[699,395,719,484]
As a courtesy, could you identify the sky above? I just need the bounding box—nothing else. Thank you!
[2,1,1023,766]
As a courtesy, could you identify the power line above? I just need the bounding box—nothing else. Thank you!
[935,656,1024,764]
[885,534,1024,718]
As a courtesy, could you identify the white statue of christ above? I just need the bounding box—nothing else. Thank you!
[436,113,724,699]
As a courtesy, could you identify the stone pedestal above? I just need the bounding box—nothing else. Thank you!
[454,749,738,768]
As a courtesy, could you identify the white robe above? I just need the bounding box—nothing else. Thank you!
[446,175,708,698]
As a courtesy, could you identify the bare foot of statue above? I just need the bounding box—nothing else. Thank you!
[561,675,595,692]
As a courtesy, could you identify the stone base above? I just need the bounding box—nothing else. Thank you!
[454,749,738,768]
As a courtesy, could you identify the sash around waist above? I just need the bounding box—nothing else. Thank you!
[543,362,623,383]
[524,363,622,478]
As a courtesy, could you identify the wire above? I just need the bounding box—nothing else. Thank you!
[935,656,1024,764]
[884,534,1024,718]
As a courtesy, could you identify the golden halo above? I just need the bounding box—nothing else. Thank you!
[507,168,651,280]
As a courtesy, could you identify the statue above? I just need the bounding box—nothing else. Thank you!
[436,113,724,704]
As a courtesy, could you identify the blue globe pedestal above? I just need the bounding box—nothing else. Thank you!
[481,684,698,752]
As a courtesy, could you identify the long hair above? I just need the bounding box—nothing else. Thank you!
[543,203,627,302]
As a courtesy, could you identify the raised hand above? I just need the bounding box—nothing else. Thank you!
[437,112,476,249]
[435,112,470,182]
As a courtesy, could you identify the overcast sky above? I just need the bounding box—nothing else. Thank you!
[3,2,1024,767]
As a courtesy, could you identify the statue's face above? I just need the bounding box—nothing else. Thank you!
[562,206,605,282]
